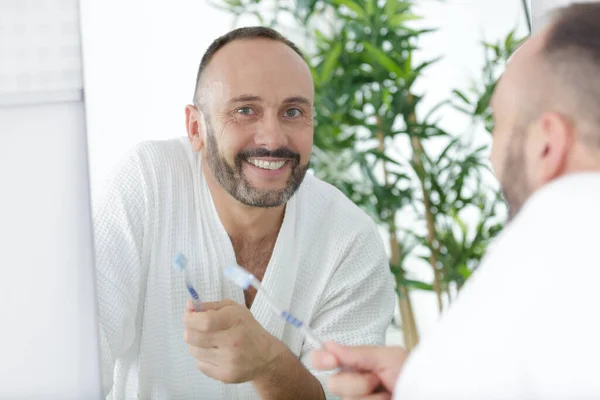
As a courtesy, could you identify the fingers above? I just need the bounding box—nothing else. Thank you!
[184,309,230,332]
[189,299,237,311]
[186,299,195,311]
[184,327,220,348]
[311,349,340,370]
[347,393,391,400]
[325,341,405,372]
[195,359,241,384]
[189,345,219,363]
[328,371,381,398]
[184,302,242,333]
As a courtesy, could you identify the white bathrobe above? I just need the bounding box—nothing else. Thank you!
[93,137,396,399]
[393,172,600,399]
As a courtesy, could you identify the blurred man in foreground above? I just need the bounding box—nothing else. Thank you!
[312,3,600,399]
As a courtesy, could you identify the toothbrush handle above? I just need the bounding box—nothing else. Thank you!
[186,285,203,311]
[191,299,203,311]
[249,278,324,348]
[301,326,324,350]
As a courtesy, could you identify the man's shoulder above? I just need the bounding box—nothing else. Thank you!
[98,137,194,200]
[110,137,195,184]
[125,136,192,167]
[296,174,378,235]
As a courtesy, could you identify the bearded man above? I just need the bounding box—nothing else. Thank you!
[94,26,395,399]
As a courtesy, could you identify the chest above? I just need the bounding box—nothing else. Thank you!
[232,238,277,308]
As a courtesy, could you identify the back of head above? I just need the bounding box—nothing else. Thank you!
[489,2,600,220]
[541,2,600,147]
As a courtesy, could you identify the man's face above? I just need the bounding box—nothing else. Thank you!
[489,56,539,221]
[198,39,314,208]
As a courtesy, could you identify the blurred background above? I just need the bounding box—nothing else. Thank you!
[81,0,530,348]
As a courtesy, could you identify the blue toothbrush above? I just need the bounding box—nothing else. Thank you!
[172,253,202,311]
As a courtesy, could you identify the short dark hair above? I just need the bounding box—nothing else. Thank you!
[193,26,305,104]
[543,2,600,61]
[541,2,600,143]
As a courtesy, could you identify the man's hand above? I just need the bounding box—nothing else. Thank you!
[183,299,285,384]
[311,341,408,399]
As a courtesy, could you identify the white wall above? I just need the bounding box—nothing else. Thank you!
[80,0,528,345]
[531,0,597,32]
[80,0,235,196]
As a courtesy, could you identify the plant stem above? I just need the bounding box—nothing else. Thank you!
[391,232,419,351]
[407,94,444,314]
[376,119,419,351]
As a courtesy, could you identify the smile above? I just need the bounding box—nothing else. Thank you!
[247,158,288,171]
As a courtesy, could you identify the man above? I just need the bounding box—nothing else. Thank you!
[94,27,395,399]
[312,3,600,399]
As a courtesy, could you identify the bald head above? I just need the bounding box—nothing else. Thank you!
[492,28,551,127]
[196,37,313,113]
[193,26,307,107]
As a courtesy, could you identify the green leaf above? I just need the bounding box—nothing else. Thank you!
[320,41,343,84]
[483,42,501,58]
[207,0,241,12]
[365,149,402,166]
[402,51,412,76]
[457,265,472,279]
[437,137,460,164]
[414,56,442,74]
[398,278,434,291]
[474,84,495,115]
[383,0,412,19]
[362,42,405,77]
[390,171,411,183]
[333,0,366,19]
[366,0,375,16]
[389,13,422,27]
[295,0,319,22]
[504,30,515,51]
[452,89,470,104]
[384,0,395,19]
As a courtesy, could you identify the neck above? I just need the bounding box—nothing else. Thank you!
[202,161,286,243]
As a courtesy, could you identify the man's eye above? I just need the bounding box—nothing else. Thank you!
[284,108,302,118]
[236,107,255,115]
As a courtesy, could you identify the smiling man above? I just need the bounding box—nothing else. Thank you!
[94,27,395,399]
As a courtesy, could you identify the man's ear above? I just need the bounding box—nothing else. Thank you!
[185,105,207,152]
[533,111,574,185]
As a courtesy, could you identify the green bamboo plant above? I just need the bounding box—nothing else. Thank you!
[216,0,525,350]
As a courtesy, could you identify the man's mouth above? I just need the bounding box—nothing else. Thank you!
[246,158,288,171]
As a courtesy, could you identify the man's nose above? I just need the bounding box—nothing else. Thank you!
[255,114,288,149]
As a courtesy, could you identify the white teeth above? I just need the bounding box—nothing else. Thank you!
[248,159,286,170]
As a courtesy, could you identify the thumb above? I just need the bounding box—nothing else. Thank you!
[311,348,340,370]
[325,341,393,372]
[191,298,238,312]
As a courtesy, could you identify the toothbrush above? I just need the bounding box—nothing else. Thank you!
[223,263,324,350]
[172,253,203,311]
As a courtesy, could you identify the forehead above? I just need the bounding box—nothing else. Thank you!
[201,39,314,106]
[491,38,540,112]
[489,72,511,116]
